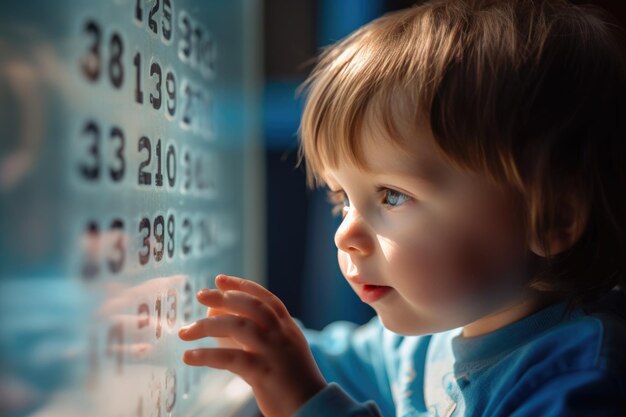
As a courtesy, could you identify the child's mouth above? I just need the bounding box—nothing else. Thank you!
[359,284,393,303]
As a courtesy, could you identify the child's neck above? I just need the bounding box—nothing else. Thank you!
[462,292,555,338]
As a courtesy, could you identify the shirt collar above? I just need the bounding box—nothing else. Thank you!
[450,301,577,366]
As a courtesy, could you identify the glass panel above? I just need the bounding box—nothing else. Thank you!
[0,1,263,416]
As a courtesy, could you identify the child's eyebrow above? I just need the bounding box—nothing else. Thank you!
[371,159,445,189]
[323,170,440,195]
[321,155,445,192]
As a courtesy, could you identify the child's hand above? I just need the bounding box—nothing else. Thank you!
[178,274,327,417]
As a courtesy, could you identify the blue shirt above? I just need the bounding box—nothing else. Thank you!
[294,289,626,416]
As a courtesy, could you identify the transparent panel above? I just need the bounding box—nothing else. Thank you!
[0,1,264,416]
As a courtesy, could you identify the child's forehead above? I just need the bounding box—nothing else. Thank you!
[320,136,448,191]
[362,116,449,179]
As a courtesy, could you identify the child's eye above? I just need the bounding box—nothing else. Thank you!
[326,190,349,217]
[379,187,410,207]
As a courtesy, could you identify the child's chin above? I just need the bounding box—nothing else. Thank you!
[375,311,445,336]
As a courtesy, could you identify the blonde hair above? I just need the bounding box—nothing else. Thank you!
[296,0,626,304]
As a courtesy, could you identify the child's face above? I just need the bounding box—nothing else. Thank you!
[323,121,529,335]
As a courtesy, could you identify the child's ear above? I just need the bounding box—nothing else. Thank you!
[528,196,590,258]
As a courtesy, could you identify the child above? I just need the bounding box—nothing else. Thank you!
[178,0,626,415]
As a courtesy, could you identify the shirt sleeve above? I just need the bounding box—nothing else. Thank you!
[509,369,626,417]
[293,316,396,416]
[294,382,383,417]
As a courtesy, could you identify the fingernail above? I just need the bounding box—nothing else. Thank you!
[184,350,199,361]
[197,288,210,296]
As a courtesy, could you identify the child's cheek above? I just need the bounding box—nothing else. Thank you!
[386,239,459,306]
[388,225,503,308]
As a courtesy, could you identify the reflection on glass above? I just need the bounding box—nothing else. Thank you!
[0,1,262,416]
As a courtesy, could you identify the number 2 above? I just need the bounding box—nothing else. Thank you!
[138,136,152,185]
[149,0,160,34]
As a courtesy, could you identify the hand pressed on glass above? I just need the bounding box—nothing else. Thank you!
[178,274,327,417]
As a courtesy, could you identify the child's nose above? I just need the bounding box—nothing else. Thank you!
[334,207,374,256]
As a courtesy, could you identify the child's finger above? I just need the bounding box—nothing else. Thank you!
[214,274,291,319]
[196,288,279,330]
[179,315,266,351]
[206,308,243,349]
[207,307,227,317]
[182,348,264,383]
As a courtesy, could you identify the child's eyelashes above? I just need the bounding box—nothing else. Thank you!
[326,189,349,217]
[325,187,412,217]
[377,186,411,207]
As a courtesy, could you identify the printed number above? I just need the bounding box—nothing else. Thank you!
[166,71,176,117]
[150,62,162,110]
[86,322,126,390]
[153,215,164,261]
[155,295,162,338]
[109,127,126,181]
[181,149,191,191]
[81,221,100,279]
[135,0,143,21]
[165,367,176,412]
[167,215,175,258]
[79,121,100,180]
[179,215,217,258]
[137,290,177,339]
[138,136,152,185]
[135,0,173,43]
[81,20,101,81]
[180,80,213,138]
[78,120,126,182]
[137,136,176,187]
[138,214,175,265]
[134,52,176,117]
[198,217,216,253]
[150,373,162,417]
[179,14,191,60]
[80,218,126,280]
[155,140,163,186]
[166,288,177,328]
[109,33,124,88]
[181,82,192,127]
[166,144,176,186]
[178,12,215,78]
[181,217,192,256]
[138,302,150,330]
[133,52,143,104]
[180,147,216,195]
[148,0,160,34]
[138,217,151,265]
[80,19,124,88]
[183,281,192,321]
[162,0,173,41]
[108,219,126,273]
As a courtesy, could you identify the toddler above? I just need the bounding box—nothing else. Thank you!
[179,0,626,415]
